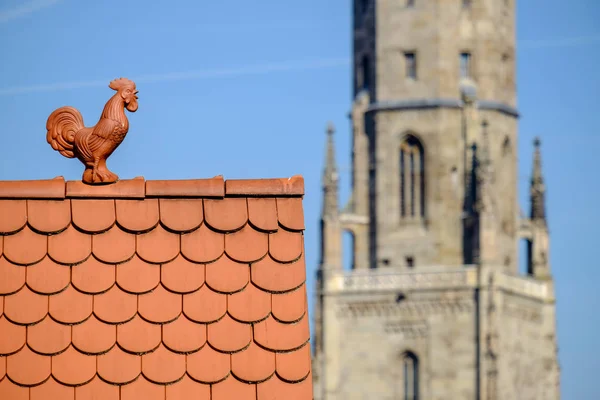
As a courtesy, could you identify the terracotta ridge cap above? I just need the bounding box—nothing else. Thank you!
[225,176,304,197]
[66,176,146,199]
[146,176,225,198]
[0,176,65,199]
[0,175,304,199]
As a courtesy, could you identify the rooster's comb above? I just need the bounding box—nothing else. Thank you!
[109,77,135,91]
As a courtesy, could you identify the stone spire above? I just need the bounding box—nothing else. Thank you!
[315,122,343,383]
[530,137,546,222]
[319,121,342,269]
[322,122,339,217]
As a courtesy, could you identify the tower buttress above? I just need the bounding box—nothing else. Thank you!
[477,120,498,266]
[320,122,342,271]
[323,122,339,220]
[314,123,343,399]
[531,138,546,222]
[528,138,551,279]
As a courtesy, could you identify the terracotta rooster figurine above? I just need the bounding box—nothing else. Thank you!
[46,78,139,184]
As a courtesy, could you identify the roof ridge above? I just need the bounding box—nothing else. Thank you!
[0,175,304,199]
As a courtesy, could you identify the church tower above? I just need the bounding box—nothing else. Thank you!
[313,0,560,399]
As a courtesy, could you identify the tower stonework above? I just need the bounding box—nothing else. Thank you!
[313,1,560,399]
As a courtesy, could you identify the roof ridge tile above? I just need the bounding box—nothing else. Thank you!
[0,177,65,199]
[225,176,304,197]
[146,176,224,198]
[66,177,145,199]
[0,175,305,198]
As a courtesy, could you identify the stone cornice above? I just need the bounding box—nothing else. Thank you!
[325,267,553,302]
[365,98,519,118]
[336,299,474,319]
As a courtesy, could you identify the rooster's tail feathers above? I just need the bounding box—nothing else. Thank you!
[46,106,84,159]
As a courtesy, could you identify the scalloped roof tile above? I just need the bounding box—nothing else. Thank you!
[0,176,312,400]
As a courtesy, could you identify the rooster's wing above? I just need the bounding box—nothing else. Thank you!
[76,118,121,161]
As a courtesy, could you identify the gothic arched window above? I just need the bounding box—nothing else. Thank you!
[403,352,419,400]
[399,135,425,219]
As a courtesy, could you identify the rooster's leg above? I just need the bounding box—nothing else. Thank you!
[91,158,100,183]
[95,158,119,183]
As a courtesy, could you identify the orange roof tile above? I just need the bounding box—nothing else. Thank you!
[0,176,312,400]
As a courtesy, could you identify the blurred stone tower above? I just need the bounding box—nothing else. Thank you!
[312,0,560,399]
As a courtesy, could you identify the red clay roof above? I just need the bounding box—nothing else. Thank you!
[0,176,312,400]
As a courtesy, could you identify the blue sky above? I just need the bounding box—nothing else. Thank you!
[0,0,598,398]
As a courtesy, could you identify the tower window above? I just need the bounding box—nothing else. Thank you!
[359,55,371,90]
[359,0,369,14]
[406,256,415,268]
[462,0,472,8]
[407,0,415,7]
[404,52,417,80]
[502,136,512,156]
[460,52,472,79]
[400,135,425,219]
[403,352,419,400]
